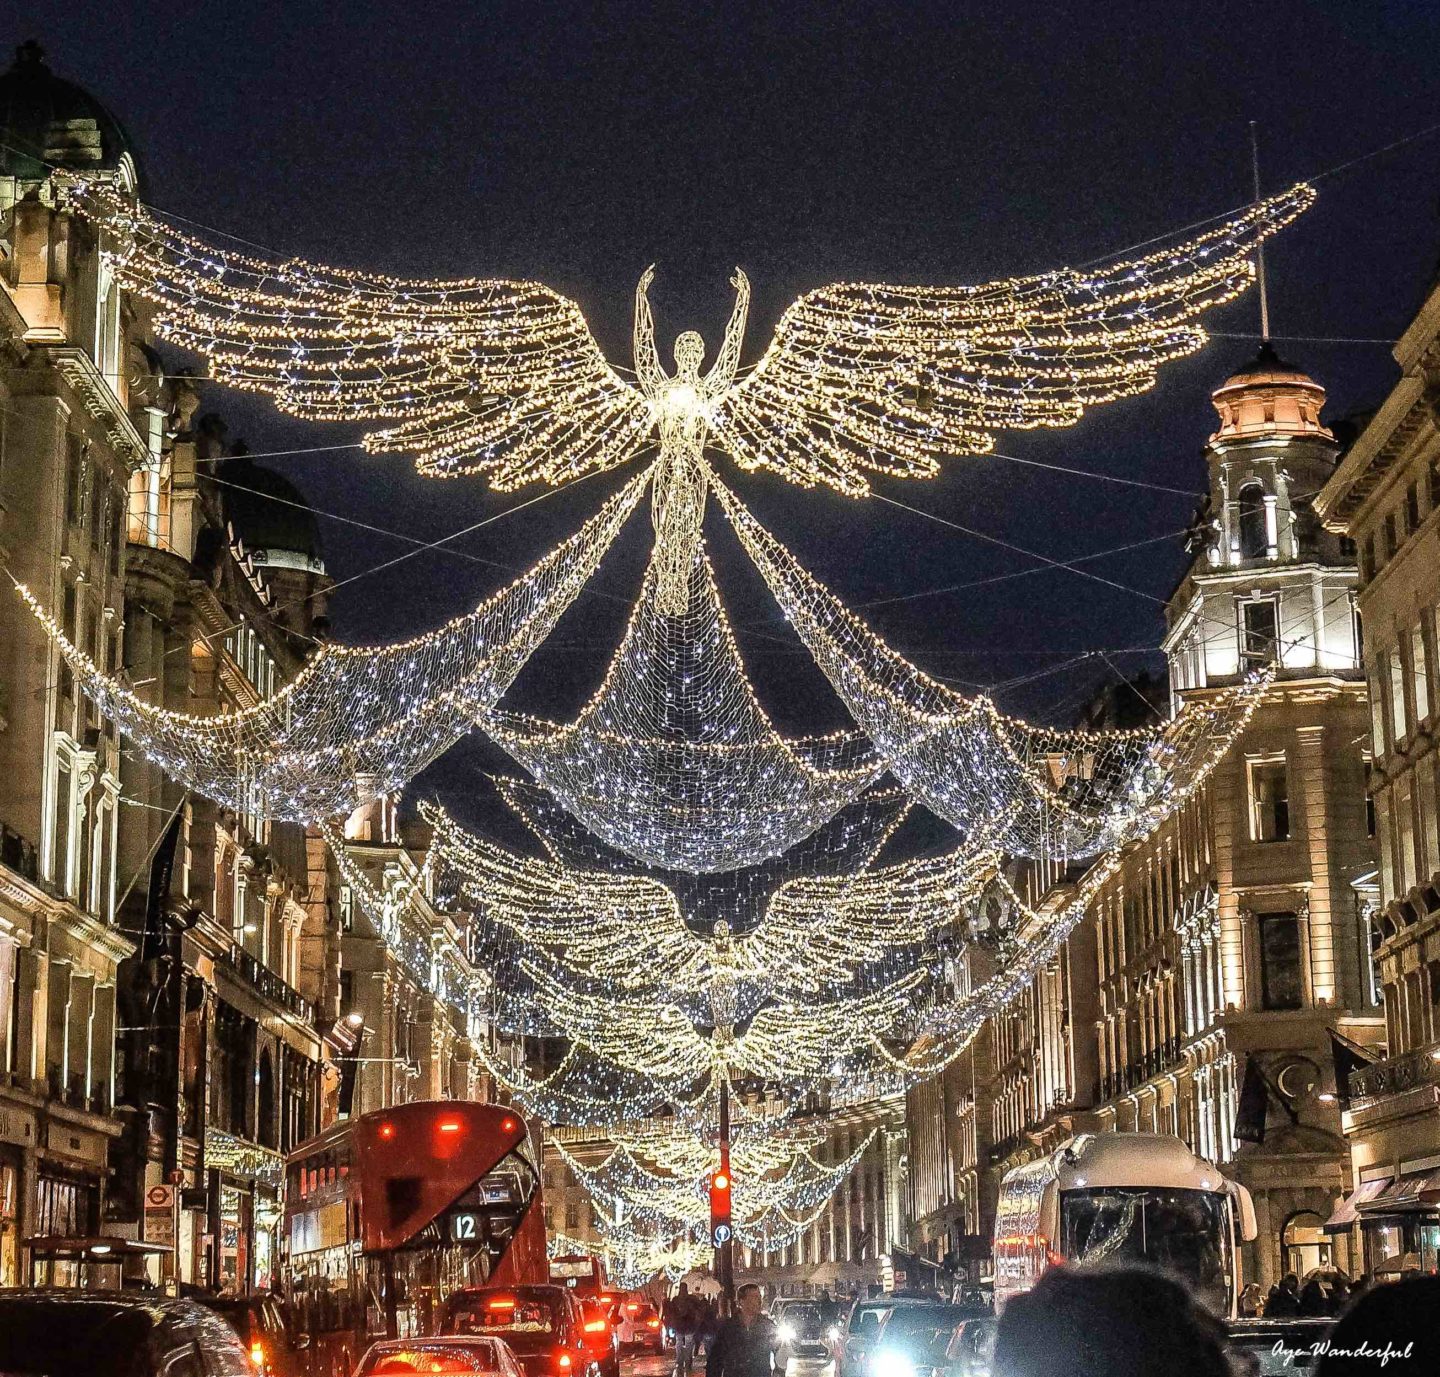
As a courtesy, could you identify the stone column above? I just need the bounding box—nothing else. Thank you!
[14,946,48,1084]
[46,958,72,1094]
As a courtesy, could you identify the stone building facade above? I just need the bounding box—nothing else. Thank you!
[906,350,1386,1290]
[0,40,139,1289]
[1315,271,1440,1274]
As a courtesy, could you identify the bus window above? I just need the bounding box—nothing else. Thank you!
[1059,1187,1233,1313]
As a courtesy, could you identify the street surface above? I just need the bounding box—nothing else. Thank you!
[624,1354,833,1377]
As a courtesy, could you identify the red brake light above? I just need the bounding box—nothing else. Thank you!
[378,1122,396,1140]
[249,1342,267,1372]
[583,1320,608,1334]
[626,1304,640,1313]
[487,1297,517,1311]
[646,1318,660,1329]
[713,1171,729,1190]
[557,1355,573,1372]
[438,1118,462,1134]
[502,1116,518,1132]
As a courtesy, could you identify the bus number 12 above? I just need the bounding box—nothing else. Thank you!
[452,1212,479,1241]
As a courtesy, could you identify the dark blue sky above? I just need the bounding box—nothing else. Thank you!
[16,1,1440,811]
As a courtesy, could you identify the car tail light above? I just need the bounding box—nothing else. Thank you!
[378,1121,396,1140]
[249,1342,267,1373]
[487,1297,517,1310]
[556,1353,573,1373]
[646,1319,660,1330]
[583,1320,608,1334]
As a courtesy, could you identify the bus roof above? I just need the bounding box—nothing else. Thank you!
[1030,1133,1227,1193]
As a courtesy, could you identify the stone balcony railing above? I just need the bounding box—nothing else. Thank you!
[218,942,315,1024]
[1350,1036,1440,1108]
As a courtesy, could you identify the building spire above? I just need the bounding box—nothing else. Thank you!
[1250,121,1271,342]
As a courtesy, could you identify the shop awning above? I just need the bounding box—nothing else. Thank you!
[1356,1167,1440,1216]
[1322,1177,1391,1231]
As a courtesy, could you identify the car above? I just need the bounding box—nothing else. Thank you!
[353,1337,527,1377]
[837,1299,895,1377]
[198,1293,309,1377]
[772,1299,830,1365]
[868,1307,993,1377]
[946,1318,998,1377]
[439,1285,599,1377]
[615,1298,664,1352]
[1226,1318,1333,1376]
[0,1290,253,1377]
[578,1296,621,1377]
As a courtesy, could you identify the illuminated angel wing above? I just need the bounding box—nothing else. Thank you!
[729,973,928,1080]
[421,802,708,992]
[736,845,1001,996]
[712,184,1315,495]
[60,179,651,487]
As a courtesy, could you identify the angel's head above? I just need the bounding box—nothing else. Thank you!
[674,330,706,377]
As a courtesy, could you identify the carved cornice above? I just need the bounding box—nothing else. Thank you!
[43,346,148,467]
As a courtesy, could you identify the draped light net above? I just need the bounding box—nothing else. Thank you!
[17,472,645,821]
[715,477,1269,860]
[482,540,881,872]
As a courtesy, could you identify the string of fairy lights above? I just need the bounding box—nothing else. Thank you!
[24,168,1317,1281]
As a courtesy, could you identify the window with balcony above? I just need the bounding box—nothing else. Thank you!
[1257,911,1303,1010]
[1248,757,1290,843]
[1240,598,1279,670]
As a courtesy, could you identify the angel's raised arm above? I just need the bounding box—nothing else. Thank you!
[632,265,667,396]
[704,268,750,398]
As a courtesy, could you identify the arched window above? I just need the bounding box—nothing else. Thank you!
[1237,483,1268,560]
[257,1047,278,1149]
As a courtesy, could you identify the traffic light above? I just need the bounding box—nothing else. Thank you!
[709,1156,733,1248]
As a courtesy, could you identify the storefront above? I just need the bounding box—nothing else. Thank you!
[1355,1157,1440,1274]
[206,1128,285,1294]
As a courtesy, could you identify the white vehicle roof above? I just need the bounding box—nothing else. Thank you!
[1045,1133,1227,1192]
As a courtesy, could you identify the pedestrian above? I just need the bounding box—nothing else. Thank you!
[1238,1282,1263,1318]
[1265,1273,1300,1317]
[989,1264,1230,1377]
[1298,1276,1329,1316]
[1316,1274,1437,1375]
[667,1283,701,1377]
[706,1283,778,1377]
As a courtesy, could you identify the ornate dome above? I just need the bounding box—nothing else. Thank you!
[1210,342,1332,442]
[0,40,137,184]
[220,457,326,574]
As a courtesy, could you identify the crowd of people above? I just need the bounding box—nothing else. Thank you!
[671,1267,1432,1377]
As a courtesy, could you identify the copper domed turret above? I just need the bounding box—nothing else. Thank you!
[1209,342,1332,442]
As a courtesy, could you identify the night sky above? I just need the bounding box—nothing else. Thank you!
[17,0,1440,827]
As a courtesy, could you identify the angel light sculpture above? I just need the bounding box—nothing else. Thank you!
[60,178,1314,614]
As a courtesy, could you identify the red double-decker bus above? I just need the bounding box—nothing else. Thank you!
[283,1102,546,1377]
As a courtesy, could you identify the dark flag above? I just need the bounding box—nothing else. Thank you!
[1329,1029,1376,1105]
[141,810,183,960]
[1234,1054,1270,1144]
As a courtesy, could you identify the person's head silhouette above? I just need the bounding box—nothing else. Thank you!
[1317,1275,1437,1375]
[991,1265,1229,1377]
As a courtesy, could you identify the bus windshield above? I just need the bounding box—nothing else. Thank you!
[1059,1187,1232,1312]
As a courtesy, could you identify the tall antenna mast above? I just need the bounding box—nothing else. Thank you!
[1249,120,1271,342]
